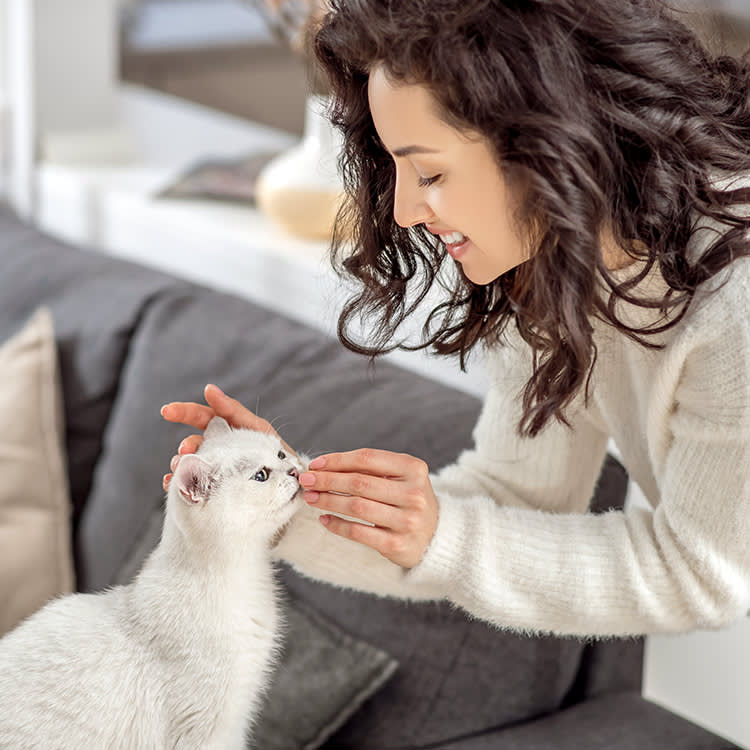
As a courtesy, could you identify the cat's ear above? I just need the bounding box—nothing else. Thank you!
[174,454,213,505]
[204,416,232,442]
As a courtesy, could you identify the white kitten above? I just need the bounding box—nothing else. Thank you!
[0,417,304,750]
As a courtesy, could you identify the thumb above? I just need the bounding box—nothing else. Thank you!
[203,384,273,433]
[203,384,297,456]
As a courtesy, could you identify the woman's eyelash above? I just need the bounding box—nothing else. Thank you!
[418,174,441,187]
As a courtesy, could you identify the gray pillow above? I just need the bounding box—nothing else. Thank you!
[0,209,181,527]
[253,595,398,750]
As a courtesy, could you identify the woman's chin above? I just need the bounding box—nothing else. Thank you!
[461,258,526,286]
[462,265,501,286]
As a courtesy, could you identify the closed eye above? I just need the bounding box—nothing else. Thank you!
[252,467,270,482]
[418,174,441,188]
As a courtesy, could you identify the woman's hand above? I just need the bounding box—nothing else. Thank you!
[160,384,294,489]
[299,449,439,569]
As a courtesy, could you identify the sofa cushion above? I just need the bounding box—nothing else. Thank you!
[0,207,182,531]
[253,594,398,750]
[427,692,741,749]
[0,309,74,635]
[282,571,587,748]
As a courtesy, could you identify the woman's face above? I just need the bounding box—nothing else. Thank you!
[367,66,529,285]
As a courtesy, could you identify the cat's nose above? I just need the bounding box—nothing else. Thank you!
[287,467,299,480]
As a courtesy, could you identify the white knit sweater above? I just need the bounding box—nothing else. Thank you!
[276,230,750,638]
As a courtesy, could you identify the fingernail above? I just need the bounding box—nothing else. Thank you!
[163,474,171,486]
[304,491,319,504]
[309,457,326,469]
[160,404,171,416]
[299,472,316,487]
[178,440,188,455]
[206,383,224,396]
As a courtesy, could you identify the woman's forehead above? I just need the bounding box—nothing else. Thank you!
[368,68,453,151]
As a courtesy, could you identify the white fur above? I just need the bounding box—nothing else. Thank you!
[0,418,304,750]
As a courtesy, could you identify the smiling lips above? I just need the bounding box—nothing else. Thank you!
[431,229,471,260]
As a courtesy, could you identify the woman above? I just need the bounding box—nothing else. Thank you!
[161,0,750,637]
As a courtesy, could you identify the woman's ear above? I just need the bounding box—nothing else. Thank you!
[173,454,213,505]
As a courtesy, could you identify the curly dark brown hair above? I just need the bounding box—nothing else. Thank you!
[311,0,750,436]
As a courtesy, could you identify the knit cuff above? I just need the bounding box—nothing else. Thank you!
[404,491,466,591]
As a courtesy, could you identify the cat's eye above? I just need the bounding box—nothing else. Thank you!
[277,450,286,460]
[252,468,270,482]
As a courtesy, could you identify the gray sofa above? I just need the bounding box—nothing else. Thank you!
[0,204,738,749]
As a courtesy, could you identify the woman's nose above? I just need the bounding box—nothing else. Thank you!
[392,172,434,228]
[287,467,299,479]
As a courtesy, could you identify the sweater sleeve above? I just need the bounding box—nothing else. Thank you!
[407,274,750,637]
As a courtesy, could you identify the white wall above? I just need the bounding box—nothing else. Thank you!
[3,0,120,215]
[31,0,118,134]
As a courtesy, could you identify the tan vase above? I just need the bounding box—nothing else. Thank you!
[256,95,345,241]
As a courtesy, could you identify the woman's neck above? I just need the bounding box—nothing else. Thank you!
[601,229,639,271]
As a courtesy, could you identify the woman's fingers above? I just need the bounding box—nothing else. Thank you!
[160,400,215,431]
[161,385,275,435]
[178,435,204,455]
[303,490,403,529]
[317,515,399,558]
[300,448,438,569]
[204,384,276,434]
[309,447,427,480]
[300,469,406,506]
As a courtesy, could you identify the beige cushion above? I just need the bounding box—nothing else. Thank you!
[0,308,74,635]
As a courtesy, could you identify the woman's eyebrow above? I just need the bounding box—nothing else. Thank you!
[391,145,441,157]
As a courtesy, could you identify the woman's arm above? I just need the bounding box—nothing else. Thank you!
[162,307,750,638]
[160,345,611,607]
[273,339,612,609]
[405,283,750,637]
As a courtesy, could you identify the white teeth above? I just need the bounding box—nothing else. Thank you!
[439,231,467,245]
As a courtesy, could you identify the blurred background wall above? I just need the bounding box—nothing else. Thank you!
[116,0,750,137]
